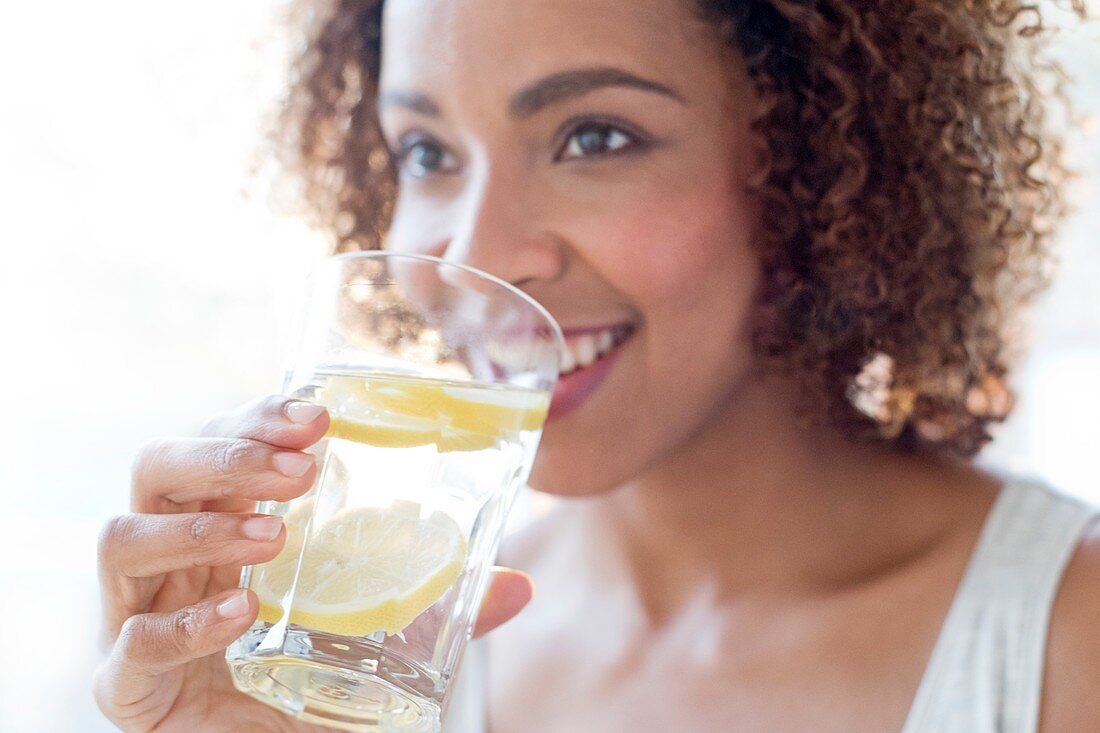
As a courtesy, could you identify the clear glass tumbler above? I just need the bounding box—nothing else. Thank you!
[226,252,562,732]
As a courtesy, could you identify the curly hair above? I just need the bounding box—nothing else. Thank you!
[277,0,1087,457]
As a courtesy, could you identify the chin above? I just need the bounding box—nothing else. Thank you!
[525,434,632,498]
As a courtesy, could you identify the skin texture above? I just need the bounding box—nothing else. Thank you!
[94,0,1100,731]
[93,397,533,732]
[286,0,1086,459]
[370,0,1100,731]
[378,0,762,497]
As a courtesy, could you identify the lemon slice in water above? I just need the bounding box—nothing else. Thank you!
[318,375,548,452]
[254,499,467,636]
[325,411,442,449]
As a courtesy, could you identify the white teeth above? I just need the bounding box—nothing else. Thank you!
[598,330,613,353]
[561,326,627,374]
[560,347,577,373]
[576,335,598,367]
[485,339,528,371]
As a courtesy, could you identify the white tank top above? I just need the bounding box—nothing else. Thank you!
[443,477,1097,733]
[901,477,1096,732]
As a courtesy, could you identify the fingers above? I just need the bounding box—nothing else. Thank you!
[472,567,535,638]
[93,588,256,730]
[201,394,330,448]
[97,512,285,637]
[131,436,318,513]
[130,395,328,514]
[99,512,286,579]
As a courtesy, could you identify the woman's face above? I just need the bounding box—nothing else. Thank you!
[379,0,763,495]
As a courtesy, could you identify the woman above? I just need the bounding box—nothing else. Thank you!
[94,0,1099,731]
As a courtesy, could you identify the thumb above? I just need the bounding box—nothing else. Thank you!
[472,567,535,638]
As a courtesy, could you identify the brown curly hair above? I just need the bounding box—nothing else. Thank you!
[276,0,1087,457]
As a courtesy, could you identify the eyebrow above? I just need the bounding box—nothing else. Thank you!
[377,90,442,117]
[509,67,685,118]
[377,66,685,120]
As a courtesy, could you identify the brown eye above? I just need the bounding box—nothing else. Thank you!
[396,137,459,178]
[559,123,636,160]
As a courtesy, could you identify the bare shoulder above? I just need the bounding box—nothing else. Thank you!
[1041,516,1100,732]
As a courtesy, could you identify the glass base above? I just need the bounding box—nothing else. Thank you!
[228,626,442,733]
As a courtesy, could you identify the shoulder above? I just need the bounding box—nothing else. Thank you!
[1041,513,1100,732]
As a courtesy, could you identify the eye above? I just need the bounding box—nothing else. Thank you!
[557,122,638,161]
[395,135,459,178]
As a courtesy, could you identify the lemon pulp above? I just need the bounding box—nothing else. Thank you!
[254,498,467,636]
[319,374,549,452]
[252,374,547,637]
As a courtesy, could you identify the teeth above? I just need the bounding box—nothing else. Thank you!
[484,339,529,371]
[561,326,625,374]
[598,330,613,353]
[560,347,577,373]
[576,335,598,368]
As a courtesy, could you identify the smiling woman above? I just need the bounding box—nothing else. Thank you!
[373,0,764,497]
[87,0,1100,732]
[283,0,1081,462]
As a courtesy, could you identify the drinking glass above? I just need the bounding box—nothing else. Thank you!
[226,252,562,732]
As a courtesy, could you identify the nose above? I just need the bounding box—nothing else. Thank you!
[435,168,565,289]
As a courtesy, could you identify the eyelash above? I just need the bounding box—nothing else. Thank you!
[553,118,647,162]
[391,117,649,178]
[393,133,459,179]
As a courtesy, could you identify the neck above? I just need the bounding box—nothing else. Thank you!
[587,372,993,622]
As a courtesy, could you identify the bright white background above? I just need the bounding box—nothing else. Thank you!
[0,3,1096,731]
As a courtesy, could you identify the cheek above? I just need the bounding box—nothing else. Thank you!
[385,193,452,257]
[532,178,763,495]
[586,173,761,315]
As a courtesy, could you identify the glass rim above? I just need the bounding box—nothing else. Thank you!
[317,250,565,355]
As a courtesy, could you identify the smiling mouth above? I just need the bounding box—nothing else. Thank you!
[560,323,636,375]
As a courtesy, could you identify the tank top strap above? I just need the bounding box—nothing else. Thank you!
[901,477,1098,733]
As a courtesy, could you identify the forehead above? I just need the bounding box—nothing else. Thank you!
[379,0,724,103]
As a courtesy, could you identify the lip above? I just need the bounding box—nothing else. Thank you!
[548,323,635,422]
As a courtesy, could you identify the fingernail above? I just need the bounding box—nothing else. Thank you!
[284,400,325,425]
[216,590,250,619]
[273,451,314,478]
[242,515,283,541]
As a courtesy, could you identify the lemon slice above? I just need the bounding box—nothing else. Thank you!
[326,412,442,449]
[439,385,549,433]
[358,381,444,420]
[317,375,548,452]
[254,499,467,636]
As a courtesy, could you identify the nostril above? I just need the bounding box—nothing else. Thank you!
[510,276,538,290]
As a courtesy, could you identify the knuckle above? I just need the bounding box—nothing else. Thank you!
[97,515,135,564]
[171,607,202,648]
[115,614,149,658]
[165,606,209,660]
[117,608,201,663]
[130,438,171,485]
[209,439,253,476]
[186,512,219,545]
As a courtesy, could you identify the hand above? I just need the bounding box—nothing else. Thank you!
[94,395,534,732]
